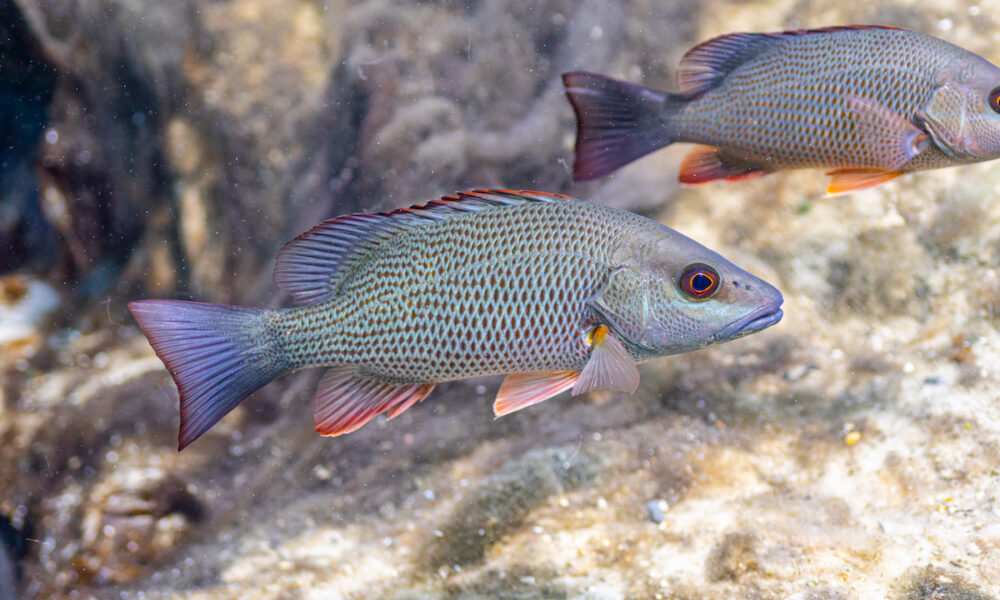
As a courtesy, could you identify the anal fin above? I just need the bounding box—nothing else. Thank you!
[314,367,436,436]
[494,371,579,416]
[826,169,903,195]
[572,325,639,396]
[679,146,770,185]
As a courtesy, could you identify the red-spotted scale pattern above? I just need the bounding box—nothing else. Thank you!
[271,195,651,384]
[673,26,966,172]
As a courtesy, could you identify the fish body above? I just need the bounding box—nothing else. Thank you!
[130,190,783,449]
[564,26,1000,193]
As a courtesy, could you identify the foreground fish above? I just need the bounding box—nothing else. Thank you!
[564,25,1000,193]
[130,190,783,449]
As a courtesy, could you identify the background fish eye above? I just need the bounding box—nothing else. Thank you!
[989,86,1000,113]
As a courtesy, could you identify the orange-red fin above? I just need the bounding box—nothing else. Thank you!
[572,326,639,396]
[679,146,770,185]
[314,367,436,436]
[826,169,903,195]
[493,370,579,417]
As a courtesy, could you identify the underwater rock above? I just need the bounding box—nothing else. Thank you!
[0,548,13,600]
[0,275,58,360]
[426,446,602,569]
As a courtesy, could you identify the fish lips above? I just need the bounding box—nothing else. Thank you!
[712,301,784,343]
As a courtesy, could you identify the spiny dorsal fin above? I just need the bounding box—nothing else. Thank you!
[679,25,907,97]
[273,190,572,306]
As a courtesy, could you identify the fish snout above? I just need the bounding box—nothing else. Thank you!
[712,296,784,343]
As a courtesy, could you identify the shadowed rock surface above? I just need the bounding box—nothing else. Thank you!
[2,0,1000,598]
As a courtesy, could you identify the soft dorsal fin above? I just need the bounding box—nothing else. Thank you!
[678,25,906,97]
[273,189,571,306]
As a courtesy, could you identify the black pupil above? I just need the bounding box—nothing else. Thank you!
[992,88,1000,111]
[691,273,712,293]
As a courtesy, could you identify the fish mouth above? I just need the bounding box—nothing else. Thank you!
[713,302,784,343]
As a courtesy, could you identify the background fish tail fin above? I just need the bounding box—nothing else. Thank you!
[128,300,288,450]
[562,71,681,180]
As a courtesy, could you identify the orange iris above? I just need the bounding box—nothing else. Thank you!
[680,264,720,300]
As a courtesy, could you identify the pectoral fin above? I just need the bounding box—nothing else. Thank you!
[826,168,903,195]
[845,94,928,170]
[571,325,640,396]
[494,371,579,416]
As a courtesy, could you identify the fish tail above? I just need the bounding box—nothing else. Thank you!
[128,299,288,450]
[562,71,682,181]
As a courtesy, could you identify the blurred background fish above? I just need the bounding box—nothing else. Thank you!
[565,25,1000,193]
[130,190,782,449]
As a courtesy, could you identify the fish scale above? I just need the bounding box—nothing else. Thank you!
[676,28,955,171]
[276,201,633,382]
[564,25,1000,192]
[129,190,783,449]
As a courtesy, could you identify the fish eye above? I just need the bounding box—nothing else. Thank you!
[679,263,720,300]
[990,87,1000,114]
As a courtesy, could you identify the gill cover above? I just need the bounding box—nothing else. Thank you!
[588,265,650,351]
[918,82,983,160]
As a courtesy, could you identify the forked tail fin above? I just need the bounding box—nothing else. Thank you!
[128,300,287,450]
[562,71,683,181]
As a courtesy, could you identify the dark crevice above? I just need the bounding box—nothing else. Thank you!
[0,0,58,273]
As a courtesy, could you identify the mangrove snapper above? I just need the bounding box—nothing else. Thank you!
[564,25,1000,193]
[129,190,783,449]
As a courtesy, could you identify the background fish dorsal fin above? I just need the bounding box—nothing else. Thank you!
[273,189,572,306]
[678,25,906,97]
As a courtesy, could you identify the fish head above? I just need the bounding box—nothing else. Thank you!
[590,225,784,357]
[920,55,1000,161]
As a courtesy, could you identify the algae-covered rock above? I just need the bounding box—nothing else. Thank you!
[426,446,603,569]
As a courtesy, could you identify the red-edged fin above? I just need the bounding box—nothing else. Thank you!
[826,169,903,195]
[562,71,681,180]
[493,370,579,417]
[274,190,571,306]
[128,300,287,451]
[313,367,436,436]
[679,25,907,97]
[678,145,770,185]
[571,326,639,396]
[845,94,927,169]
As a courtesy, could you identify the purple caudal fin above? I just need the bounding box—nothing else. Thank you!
[128,300,287,450]
[562,71,682,181]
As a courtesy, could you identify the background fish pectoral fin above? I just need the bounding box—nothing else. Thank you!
[571,326,639,396]
[314,367,436,436]
[679,146,770,185]
[826,168,903,195]
[844,94,928,169]
[494,371,579,416]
